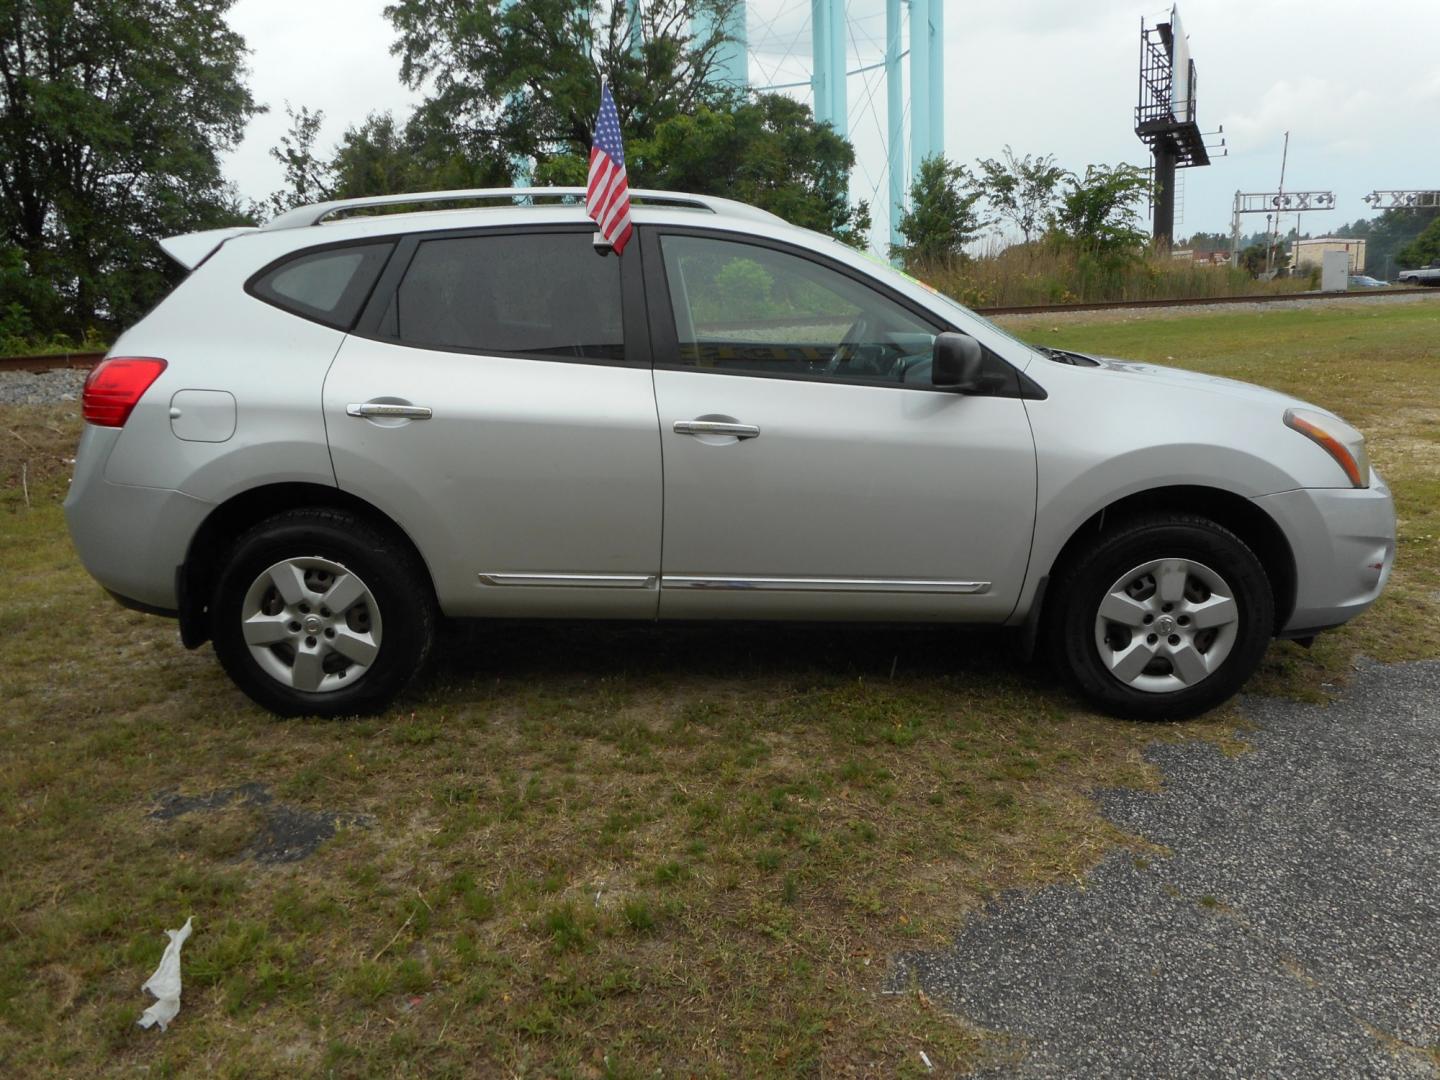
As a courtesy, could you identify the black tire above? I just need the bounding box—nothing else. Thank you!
[1048,514,1274,721]
[210,508,436,717]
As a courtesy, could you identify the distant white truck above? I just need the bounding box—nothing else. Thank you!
[1397,262,1440,286]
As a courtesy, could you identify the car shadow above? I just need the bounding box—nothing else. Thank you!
[426,618,1049,687]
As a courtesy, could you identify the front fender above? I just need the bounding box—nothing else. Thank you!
[1009,361,1329,625]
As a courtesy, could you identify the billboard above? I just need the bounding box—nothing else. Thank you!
[1170,5,1193,123]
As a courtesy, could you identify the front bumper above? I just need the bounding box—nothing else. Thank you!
[1254,470,1397,637]
[63,425,213,612]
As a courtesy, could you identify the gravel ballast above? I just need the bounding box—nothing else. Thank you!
[889,659,1440,1078]
[0,368,88,407]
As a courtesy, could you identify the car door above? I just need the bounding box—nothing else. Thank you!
[323,226,663,618]
[643,228,1038,621]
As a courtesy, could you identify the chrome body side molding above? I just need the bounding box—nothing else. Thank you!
[661,575,991,594]
[478,572,658,589]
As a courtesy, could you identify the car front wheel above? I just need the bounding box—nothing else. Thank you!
[210,509,436,717]
[1050,514,1275,720]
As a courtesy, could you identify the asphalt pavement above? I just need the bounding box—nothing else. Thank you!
[890,659,1440,1079]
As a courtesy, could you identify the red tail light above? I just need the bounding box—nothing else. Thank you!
[82,357,168,427]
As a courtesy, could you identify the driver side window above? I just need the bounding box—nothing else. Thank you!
[659,235,942,386]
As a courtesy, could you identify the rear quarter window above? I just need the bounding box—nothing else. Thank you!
[248,242,394,330]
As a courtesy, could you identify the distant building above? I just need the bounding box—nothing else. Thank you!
[1292,238,1367,274]
[1170,249,1231,266]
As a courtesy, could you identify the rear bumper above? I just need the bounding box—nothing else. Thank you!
[64,425,212,612]
[1254,471,1396,637]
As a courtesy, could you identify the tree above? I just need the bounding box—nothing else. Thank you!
[1048,164,1151,255]
[1181,231,1231,255]
[263,105,334,216]
[974,147,1064,245]
[330,114,413,197]
[356,2,868,244]
[383,0,743,176]
[322,109,511,201]
[891,155,984,268]
[1238,244,1268,276]
[1336,208,1439,279]
[624,94,868,244]
[0,242,48,343]
[0,0,260,334]
[1397,216,1440,269]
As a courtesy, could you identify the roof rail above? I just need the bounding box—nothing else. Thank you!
[260,187,787,231]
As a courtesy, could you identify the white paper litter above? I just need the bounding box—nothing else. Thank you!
[137,917,193,1031]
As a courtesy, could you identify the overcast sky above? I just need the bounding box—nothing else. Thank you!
[221,0,1440,250]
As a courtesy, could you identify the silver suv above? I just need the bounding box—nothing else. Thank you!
[65,188,1395,719]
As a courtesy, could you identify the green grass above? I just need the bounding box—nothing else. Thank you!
[1,297,1437,1076]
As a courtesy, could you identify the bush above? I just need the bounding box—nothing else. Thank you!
[1,327,109,359]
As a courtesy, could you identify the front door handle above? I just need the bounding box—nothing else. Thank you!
[347,402,433,420]
[673,419,760,440]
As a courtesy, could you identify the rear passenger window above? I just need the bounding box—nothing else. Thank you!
[250,242,393,330]
[384,232,624,362]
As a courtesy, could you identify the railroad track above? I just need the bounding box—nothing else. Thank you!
[0,350,106,374]
[2,287,1435,373]
[976,286,1439,317]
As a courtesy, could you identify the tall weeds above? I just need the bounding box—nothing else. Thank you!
[914,243,1316,308]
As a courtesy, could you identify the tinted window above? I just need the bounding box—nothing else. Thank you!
[659,235,943,386]
[251,242,393,329]
[388,232,624,362]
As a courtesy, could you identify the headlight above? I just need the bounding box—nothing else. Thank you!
[1283,408,1370,488]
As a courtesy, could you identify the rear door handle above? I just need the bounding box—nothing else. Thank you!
[347,403,433,420]
[673,419,760,440]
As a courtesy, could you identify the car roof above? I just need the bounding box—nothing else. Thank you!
[162,188,831,270]
[219,187,854,264]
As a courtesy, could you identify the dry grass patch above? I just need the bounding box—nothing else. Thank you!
[914,244,1312,309]
[2,297,1437,1076]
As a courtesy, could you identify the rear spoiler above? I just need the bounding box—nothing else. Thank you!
[158,226,254,271]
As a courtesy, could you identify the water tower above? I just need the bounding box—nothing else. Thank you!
[751,1,946,250]
[506,1,944,249]
[689,1,945,251]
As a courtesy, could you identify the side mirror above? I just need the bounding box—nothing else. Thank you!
[932,333,984,391]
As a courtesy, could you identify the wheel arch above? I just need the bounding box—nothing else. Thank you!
[1035,485,1297,641]
[177,482,438,648]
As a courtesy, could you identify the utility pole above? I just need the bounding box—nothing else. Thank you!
[1230,191,1243,266]
[1268,131,1289,274]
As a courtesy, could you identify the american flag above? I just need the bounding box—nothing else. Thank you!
[586,82,633,254]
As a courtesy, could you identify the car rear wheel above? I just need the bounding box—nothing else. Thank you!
[211,509,435,717]
[1050,514,1275,720]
